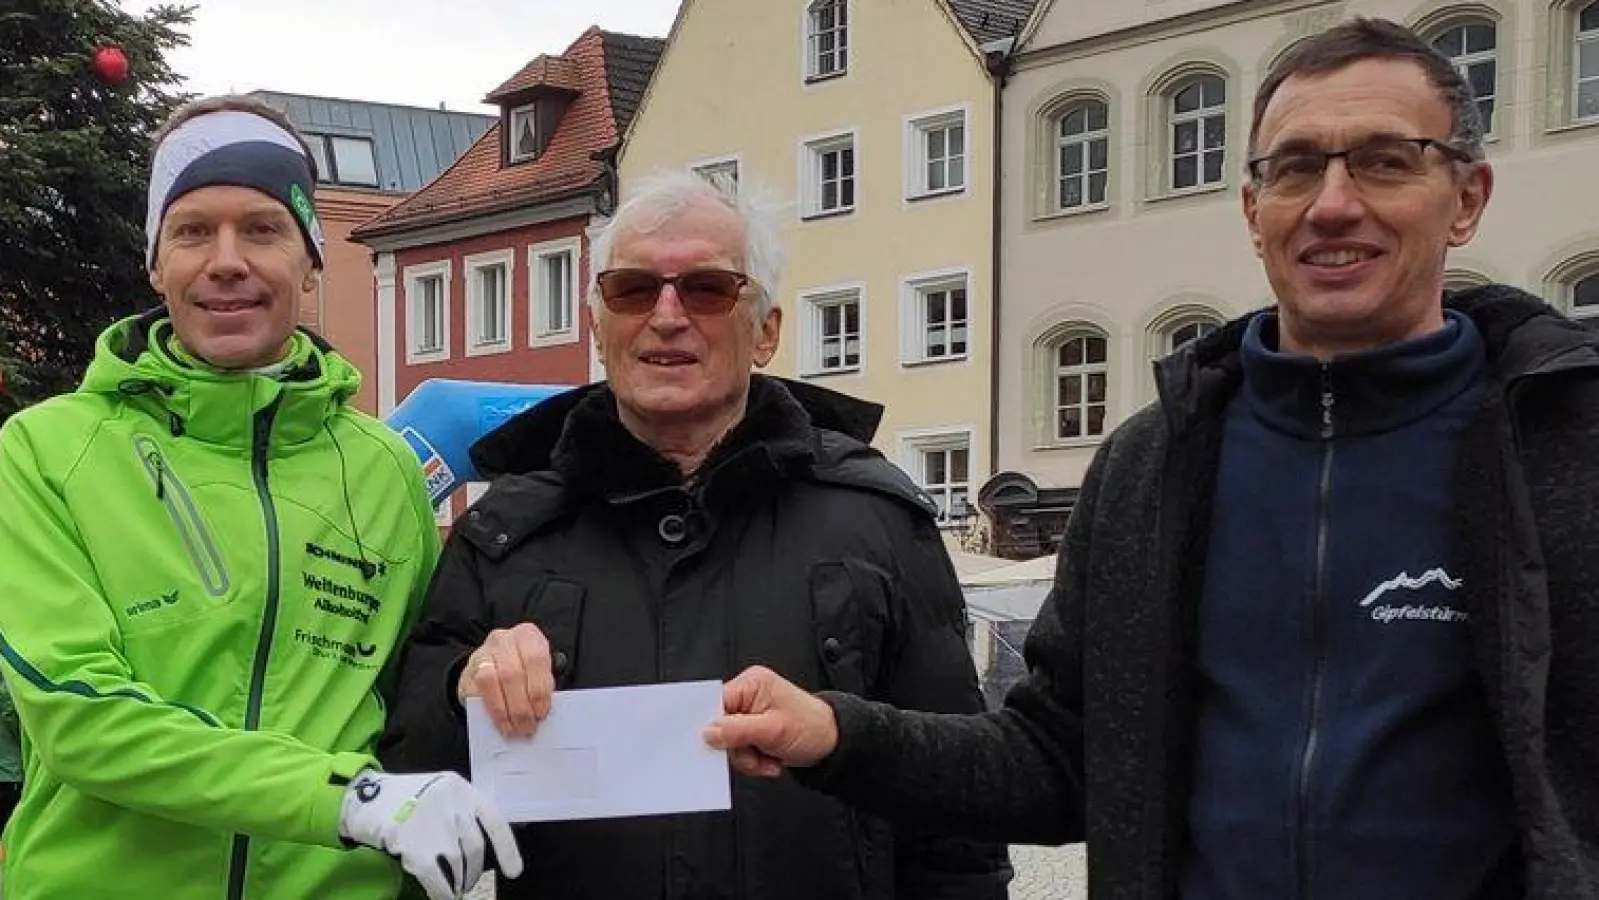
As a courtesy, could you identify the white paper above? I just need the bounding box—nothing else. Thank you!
[466,679,732,823]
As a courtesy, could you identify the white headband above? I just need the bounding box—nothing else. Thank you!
[145,110,325,268]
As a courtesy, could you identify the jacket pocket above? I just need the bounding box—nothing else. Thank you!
[133,436,231,598]
[506,577,586,689]
[808,561,889,698]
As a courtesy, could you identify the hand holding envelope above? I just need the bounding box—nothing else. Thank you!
[459,623,556,738]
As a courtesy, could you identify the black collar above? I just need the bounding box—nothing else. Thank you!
[468,375,886,505]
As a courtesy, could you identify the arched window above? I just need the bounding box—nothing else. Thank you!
[1054,99,1110,210]
[806,0,848,80]
[1430,19,1498,133]
[1579,1,1599,121]
[1170,319,1215,351]
[1573,272,1599,322]
[1053,331,1109,440]
[1168,75,1226,190]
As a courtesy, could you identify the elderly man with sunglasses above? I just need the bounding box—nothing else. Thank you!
[707,17,1599,900]
[377,170,1012,900]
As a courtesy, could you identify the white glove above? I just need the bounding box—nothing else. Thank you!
[338,769,523,900]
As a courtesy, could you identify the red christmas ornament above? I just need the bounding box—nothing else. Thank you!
[92,45,129,84]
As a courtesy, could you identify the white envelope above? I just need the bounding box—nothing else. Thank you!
[465,679,733,823]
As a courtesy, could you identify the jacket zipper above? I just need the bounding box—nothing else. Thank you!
[134,436,232,597]
[227,398,284,900]
[1294,365,1336,900]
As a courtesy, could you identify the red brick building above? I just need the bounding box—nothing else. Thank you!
[352,28,665,426]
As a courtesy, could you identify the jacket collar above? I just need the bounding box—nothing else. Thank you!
[1237,309,1485,439]
[469,374,885,504]
[1156,284,1599,435]
[82,308,357,449]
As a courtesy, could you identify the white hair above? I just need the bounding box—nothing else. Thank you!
[588,169,787,323]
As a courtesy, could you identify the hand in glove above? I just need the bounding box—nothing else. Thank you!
[338,769,523,900]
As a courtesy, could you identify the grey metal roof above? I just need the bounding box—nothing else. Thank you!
[252,90,494,193]
[948,0,1041,44]
[600,30,667,136]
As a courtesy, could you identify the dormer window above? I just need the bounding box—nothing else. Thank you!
[509,103,541,164]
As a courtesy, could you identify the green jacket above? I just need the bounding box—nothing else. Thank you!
[0,313,442,899]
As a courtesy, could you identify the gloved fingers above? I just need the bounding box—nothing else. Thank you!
[458,809,487,891]
[475,800,523,879]
[403,851,462,900]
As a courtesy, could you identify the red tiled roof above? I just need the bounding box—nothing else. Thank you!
[485,55,583,103]
[354,27,664,240]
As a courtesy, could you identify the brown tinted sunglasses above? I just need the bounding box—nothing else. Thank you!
[595,268,751,316]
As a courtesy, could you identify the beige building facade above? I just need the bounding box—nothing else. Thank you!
[619,0,1037,527]
[987,0,1599,554]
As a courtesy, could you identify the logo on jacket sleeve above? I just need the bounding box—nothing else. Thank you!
[1359,568,1469,623]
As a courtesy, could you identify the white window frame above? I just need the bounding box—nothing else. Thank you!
[403,260,452,364]
[305,133,379,187]
[328,135,379,187]
[1578,3,1599,123]
[803,0,849,82]
[508,102,541,163]
[1054,99,1111,212]
[1052,330,1110,443]
[1569,270,1599,321]
[464,249,514,357]
[1158,316,1221,356]
[900,267,972,366]
[1430,20,1498,135]
[690,155,741,196]
[799,130,858,219]
[1167,75,1227,193]
[898,427,977,527]
[798,282,865,377]
[904,105,969,200]
[529,237,580,347]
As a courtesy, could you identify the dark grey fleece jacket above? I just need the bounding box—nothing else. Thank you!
[800,285,1599,899]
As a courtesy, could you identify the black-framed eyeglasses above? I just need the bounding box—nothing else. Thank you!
[595,268,751,316]
[1246,136,1476,195]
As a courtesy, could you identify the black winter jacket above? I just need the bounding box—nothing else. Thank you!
[378,376,1012,900]
[803,286,1599,899]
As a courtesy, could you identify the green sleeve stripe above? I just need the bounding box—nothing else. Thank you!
[0,631,222,728]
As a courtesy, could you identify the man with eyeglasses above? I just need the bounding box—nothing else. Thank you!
[376,170,1012,900]
[707,16,1599,899]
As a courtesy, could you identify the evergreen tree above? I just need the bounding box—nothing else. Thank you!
[0,0,192,418]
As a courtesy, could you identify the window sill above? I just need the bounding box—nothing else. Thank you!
[1146,182,1229,204]
[907,186,967,203]
[801,366,862,379]
[465,340,513,358]
[1032,436,1106,452]
[804,71,848,86]
[406,350,450,366]
[901,354,970,368]
[530,329,579,349]
[1034,202,1111,223]
[1545,118,1599,137]
[801,207,856,222]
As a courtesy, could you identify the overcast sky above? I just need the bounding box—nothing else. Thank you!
[120,0,681,114]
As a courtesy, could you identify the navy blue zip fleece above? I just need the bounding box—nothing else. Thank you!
[1179,310,1519,900]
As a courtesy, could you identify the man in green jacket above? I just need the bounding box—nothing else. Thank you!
[0,96,520,900]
